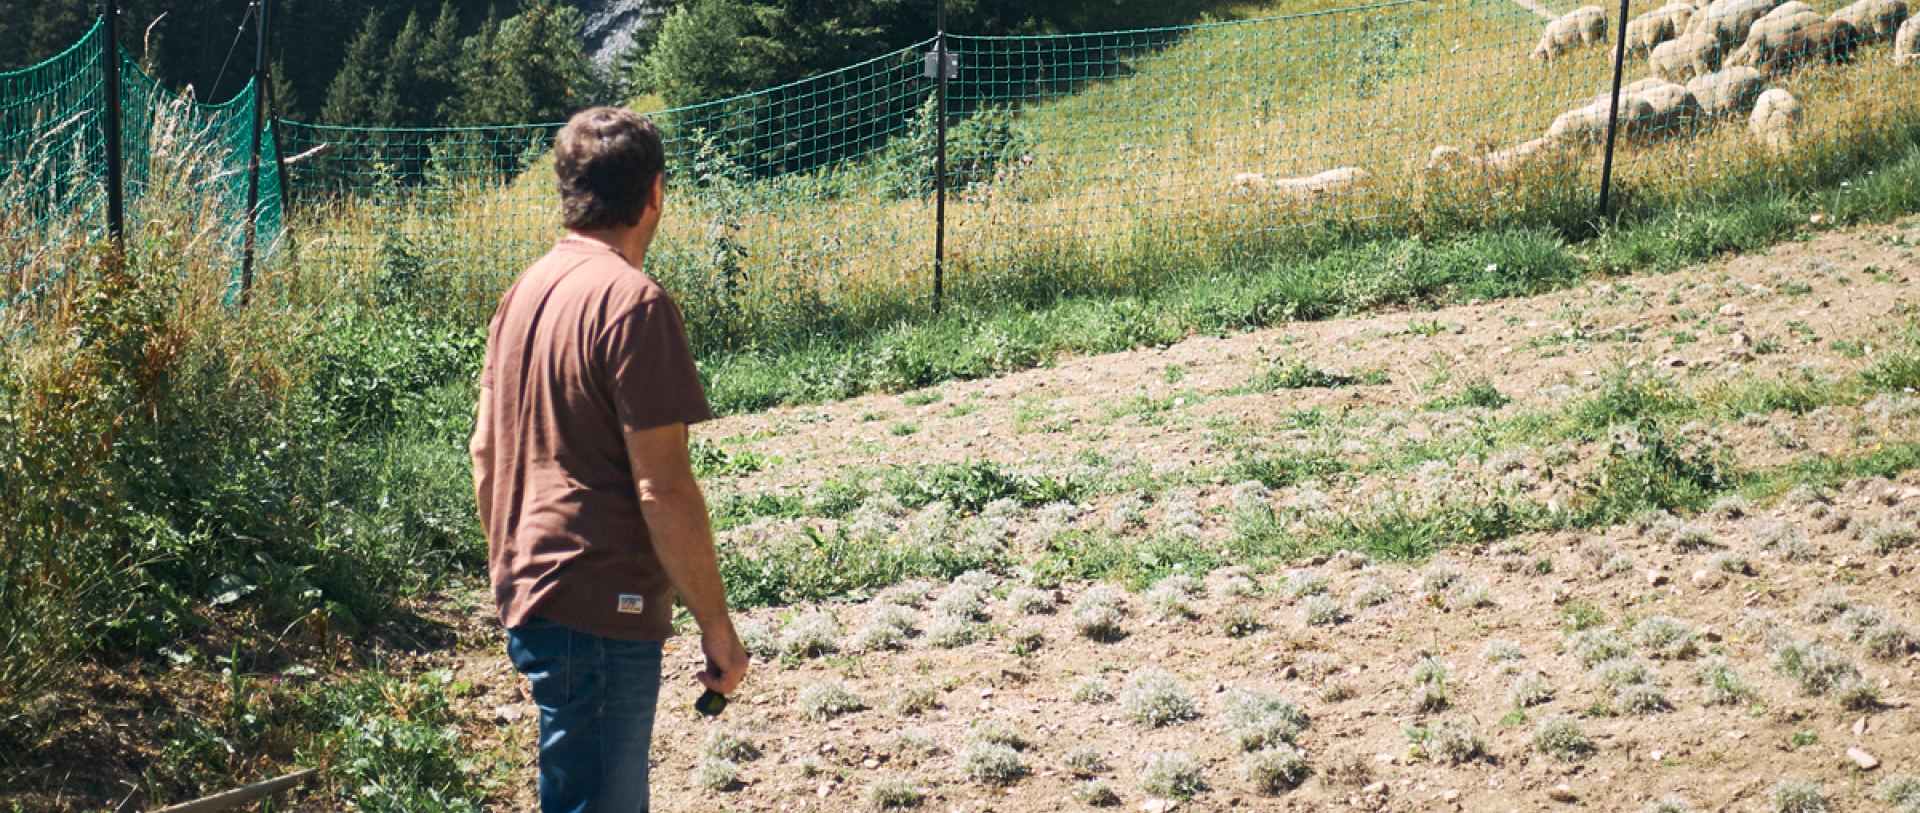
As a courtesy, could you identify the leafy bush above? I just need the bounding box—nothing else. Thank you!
[1565,630,1630,667]
[926,614,979,649]
[1615,682,1673,714]
[1137,752,1205,800]
[1008,587,1056,615]
[1510,674,1554,708]
[1533,716,1596,762]
[1065,748,1110,776]
[1073,676,1114,704]
[1586,419,1729,520]
[1119,669,1198,728]
[1220,605,1263,637]
[866,775,925,809]
[1422,379,1511,412]
[1244,744,1311,794]
[1301,595,1349,626]
[963,741,1026,783]
[694,757,741,791]
[1074,779,1121,806]
[704,726,761,762]
[1072,585,1128,641]
[780,611,842,658]
[1424,717,1487,764]
[1767,779,1828,813]
[1695,657,1753,706]
[1219,690,1308,751]
[1482,640,1524,662]
[1632,617,1701,660]
[887,684,940,717]
[308,669,486,813]
[797,680,864,720]
[967,717,1029,751]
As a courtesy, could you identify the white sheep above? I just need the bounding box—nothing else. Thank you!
[1622,76,1678,96]
[1426,145,1466,172]
[1761,1,1814,21]
[1481,137,1562,172]
[1547,94,1658,144]
[1230,172,1268,191]
[1750,87,1800,152]
[1273,167,1367,199]
[1636,83,1704,137]
[1628,3,1697,55]
[1688,0,1787,47]
[1685,66,1765,116]
[1726,9,1824,69]
[1532,6,1610,62]
[1832,0,1910,43]
[1898,14,1920,63]
[1651,31,1727,79]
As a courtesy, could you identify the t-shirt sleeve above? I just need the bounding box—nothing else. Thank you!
[605,293,714,433]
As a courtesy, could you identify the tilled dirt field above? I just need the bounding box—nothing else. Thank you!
[415,220,1920,813]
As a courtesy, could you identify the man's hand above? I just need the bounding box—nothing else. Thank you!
[699,619,750,696]
[625,422,746,696]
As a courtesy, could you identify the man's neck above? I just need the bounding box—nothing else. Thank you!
[568,227,648,268]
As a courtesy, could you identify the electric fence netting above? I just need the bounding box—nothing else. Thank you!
[1,21,107,319]
[1,17,280,326]
[7,1,1920,346]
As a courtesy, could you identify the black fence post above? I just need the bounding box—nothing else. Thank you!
[1596,0,1632,220]
[240,0,266,306]
[932,0,948,315]
[101,0,124,252]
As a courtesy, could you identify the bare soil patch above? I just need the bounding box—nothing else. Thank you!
[439,220,1920,813]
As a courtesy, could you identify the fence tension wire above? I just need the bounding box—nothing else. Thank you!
[1596,0,1632,220]
[263,0,291,253]
[101,0,124,252]
[239,0,268,306]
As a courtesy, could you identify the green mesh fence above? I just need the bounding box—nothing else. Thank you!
[1,19,105,318]
[1,18,281,323]
[278,40,937,354]
[281,0,1920,353]
[119,59,275,295]
[5,4,1920,340]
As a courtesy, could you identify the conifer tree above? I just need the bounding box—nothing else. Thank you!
[320,10,387,126]
[458,1,597,125]
[417,2,466,125]
[448,5,502,126]
[373,11,426,127]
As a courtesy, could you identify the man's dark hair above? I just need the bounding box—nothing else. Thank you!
[554,107,666,231]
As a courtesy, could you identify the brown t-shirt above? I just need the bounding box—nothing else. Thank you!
[477,237,713,641]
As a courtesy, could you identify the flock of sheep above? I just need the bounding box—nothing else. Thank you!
[1233,0,1918,197]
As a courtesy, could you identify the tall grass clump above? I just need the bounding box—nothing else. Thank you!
[0,98,493,800]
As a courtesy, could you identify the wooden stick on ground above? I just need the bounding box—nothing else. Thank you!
[148,768,319,813]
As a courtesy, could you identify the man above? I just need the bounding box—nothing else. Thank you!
[470,106,749,813]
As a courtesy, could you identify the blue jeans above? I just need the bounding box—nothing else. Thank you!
[507,615,664,813]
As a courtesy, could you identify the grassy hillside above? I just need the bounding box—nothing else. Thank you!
[286,0,1920,364]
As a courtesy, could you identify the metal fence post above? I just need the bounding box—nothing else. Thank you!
[1596,0,1632,220]
[932,0,948,315]
[240,0,267,305]
[101,0,124,251]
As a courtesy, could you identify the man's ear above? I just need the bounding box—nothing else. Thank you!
[646,174,667,217]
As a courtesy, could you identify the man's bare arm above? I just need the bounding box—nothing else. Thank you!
[625,423,749,695]
[470,393,494,532]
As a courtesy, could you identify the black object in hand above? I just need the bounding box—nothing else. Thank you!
[695,689,728,716]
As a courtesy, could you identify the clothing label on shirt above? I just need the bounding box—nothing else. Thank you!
[617,594,646,614]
